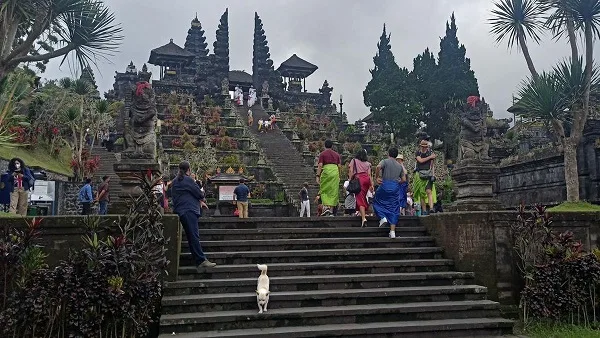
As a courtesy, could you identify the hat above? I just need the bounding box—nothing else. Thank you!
[419,139,429,147]
[396,154,404,160]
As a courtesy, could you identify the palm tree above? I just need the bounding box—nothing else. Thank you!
[489,0,546,79]
[0,0,122,82]
[516,58,600,201]
[541,0,579,60]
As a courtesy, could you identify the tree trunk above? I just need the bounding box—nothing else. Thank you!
[566,19,578,61]
[563,137,580,202]
[518,33,538,79]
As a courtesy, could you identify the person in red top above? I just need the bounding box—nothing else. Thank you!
[316,140,341,216]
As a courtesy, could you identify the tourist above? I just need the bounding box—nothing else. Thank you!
[373,147,406,238]
[413,139,437,215]
[264,119,270,132]
[6,158,35,216]
[153,176,166,211]
[78,178,94,215]
[316,140,341,216]
[248,87,257,107]
[247,109,254,127]
[171,161,216,270]
[315,193,323,216]
[269,114,277,130]
[348,149,374,227]
[233,179,251,218]
[343,180,356,217]
[95,175,110,215]
[106,130,117,152]
[298,182,310,217]
[258,118,263,132]
[406,191,415,216]
[395,154,409,216]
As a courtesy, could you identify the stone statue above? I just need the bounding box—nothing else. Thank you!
[459,96,491,162]
[262,80,269,96]
[221,77,229,96]
[268,97,274,111]
[123,82,157,158]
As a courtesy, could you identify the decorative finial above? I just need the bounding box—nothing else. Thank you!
[170,38,173,43]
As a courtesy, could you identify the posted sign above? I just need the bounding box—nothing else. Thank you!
[219,185,236,201]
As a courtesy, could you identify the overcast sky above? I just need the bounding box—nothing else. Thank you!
[43,0,600,123]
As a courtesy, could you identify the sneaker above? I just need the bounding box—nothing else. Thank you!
[320,208,331,216]
[389,231,396,239]
[197,260,217,271]
[379,217,388,227]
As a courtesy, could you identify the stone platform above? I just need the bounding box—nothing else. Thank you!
[159,217,513,337]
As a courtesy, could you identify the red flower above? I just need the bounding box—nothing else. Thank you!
[52,127,59,135]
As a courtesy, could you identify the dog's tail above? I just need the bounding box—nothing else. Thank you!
[257,264,268,274]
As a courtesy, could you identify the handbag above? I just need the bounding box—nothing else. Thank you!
[346,160,362,194]
[418,168,432,179]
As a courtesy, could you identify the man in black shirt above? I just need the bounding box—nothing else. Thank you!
[414,140,437,214]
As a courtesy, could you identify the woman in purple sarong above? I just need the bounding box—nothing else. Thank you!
[373,147,407,238]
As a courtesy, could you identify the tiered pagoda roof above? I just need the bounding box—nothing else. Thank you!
[277,54,318,78]
[229,70,253,86]
[148,39,194,66]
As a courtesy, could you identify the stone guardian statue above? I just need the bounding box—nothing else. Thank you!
[459,96,491,162]
[123,82,157,159]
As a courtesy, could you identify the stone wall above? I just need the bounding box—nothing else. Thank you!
[1,215,181,281]
[420,211,600,305]
[495,132,600,207]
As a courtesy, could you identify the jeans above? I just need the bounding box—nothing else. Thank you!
[81,202,92,215]
[179,212,207,265]
[300,200,310,217]
[98,200,108,215]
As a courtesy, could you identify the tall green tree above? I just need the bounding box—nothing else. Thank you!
[424,14,480,158]
[0,0,122,83]
[489,0,600,202]
[363,25,421,141]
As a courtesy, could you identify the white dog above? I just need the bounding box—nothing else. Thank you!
[256,264,270,314]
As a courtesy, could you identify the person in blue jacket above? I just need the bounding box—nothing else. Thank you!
[6,157,35,216]
[171,161,216,271]
[78,178,94,215]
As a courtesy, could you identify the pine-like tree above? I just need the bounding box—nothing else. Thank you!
[428,14,479,157]
[363,25,421,141]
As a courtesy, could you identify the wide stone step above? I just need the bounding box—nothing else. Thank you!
[158,318,513,337]
[184,237,436,251]
[164,271,475,296]
[177,259,455,279]
[180,247,444,265]
[161,285,489,313]
[159,300,501,333]
[199,227,429,240]
[196,218,420,229]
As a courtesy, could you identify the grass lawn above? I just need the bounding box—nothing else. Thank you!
[0,145,72,177]
[547,201,600,213]
[522,321,600,338]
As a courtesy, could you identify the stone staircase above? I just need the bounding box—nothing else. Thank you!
[235,104,320,215]
[90,146,122,205]
[158,218,513,337]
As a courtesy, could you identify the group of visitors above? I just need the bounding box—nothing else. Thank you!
[77,175,111,215]
[100,130,117,152]
[306,139,438,238]
[255,113,277,133]
[1,158,35,216]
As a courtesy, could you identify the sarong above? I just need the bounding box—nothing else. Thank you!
[319,164,340,207]
[355,172,371,209]
[398,181,408,209]
[373,180,401,225]
[412,176,437,206]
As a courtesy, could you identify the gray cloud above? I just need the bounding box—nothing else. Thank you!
[43,0,600,124]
